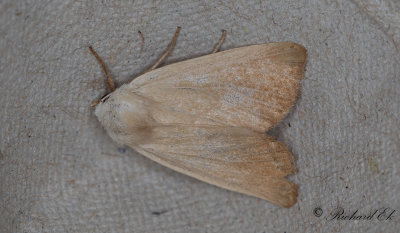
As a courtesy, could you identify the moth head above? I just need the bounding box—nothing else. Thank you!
[94,86,154,145]
[94,87,124,131]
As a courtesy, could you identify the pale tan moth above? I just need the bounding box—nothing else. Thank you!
[89,27,307,208]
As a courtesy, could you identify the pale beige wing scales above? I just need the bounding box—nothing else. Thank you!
[129,42,307,132]
[99,42,307,207]
[128,125,298,208]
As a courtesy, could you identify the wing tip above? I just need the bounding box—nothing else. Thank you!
[281,42,307,66]
[256,177,299,208]
[280,182,298,208]
[258,42,307,67]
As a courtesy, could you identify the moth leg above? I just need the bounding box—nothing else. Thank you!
[89,46,116,92]
[211,29,226,53]
[146,26,181,72]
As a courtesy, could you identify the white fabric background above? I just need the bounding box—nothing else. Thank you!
[1,0,399,232]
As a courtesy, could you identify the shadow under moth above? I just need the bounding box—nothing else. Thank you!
[89,27,307,208]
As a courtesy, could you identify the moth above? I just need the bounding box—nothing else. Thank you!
[89,27,307,208]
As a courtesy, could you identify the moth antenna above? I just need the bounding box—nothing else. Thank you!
[138,30,145,56]
[146,26,181,72]
[91,99,100,109]
[211,29,226,53]
[89,46,116,92]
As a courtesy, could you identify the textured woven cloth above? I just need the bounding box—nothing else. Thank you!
[1,0,399,232]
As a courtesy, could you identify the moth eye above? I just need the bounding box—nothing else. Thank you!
[100,93,111,103]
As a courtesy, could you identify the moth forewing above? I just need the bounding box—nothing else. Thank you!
[128,43,306,132]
